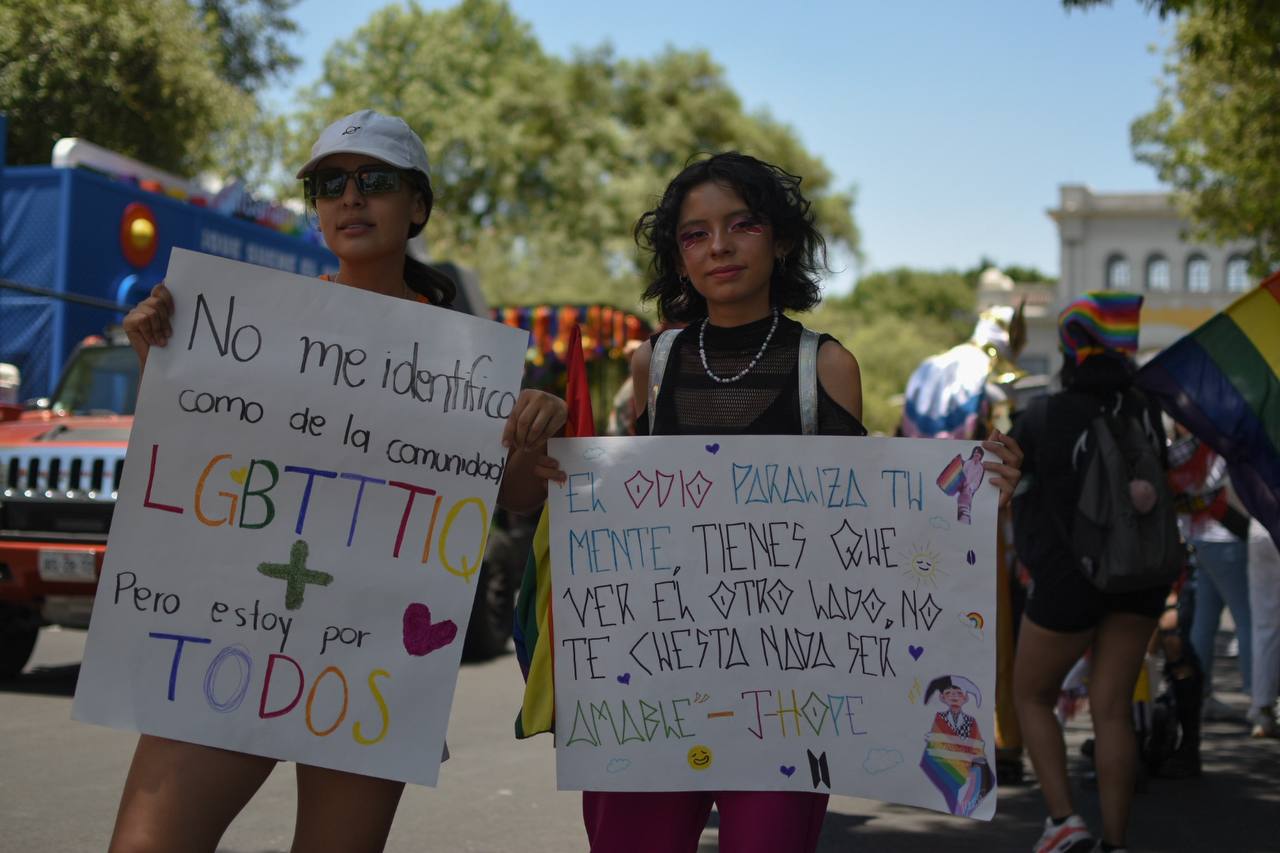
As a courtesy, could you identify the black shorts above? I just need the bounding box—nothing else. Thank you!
[1024,556,1169,633]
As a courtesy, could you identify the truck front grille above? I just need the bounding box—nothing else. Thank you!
[0,449,123,541]
[1,451,125,497]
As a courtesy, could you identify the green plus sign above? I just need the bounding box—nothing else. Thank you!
[257,539,333,611]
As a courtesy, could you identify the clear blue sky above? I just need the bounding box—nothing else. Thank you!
[269,0,1174,288]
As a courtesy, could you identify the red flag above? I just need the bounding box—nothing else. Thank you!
[563,324,595,438]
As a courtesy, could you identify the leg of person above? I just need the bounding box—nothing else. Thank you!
[1088,611,1159,850]
[108,735,277,853]
[1197,539,1253,694]
[582,791,713,853]
[1247,525,1280,735]
[715,791,828,853]
[1013,615,1095,848]
[1189,542,1228,700]
[1153,595,1202,777]
[290,764,405,853]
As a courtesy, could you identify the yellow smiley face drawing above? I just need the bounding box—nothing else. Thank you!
[687,744,713,770]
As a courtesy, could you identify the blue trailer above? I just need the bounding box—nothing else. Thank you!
[0,121,337,401]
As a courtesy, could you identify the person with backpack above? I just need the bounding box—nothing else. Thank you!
[1011,292,1179,853]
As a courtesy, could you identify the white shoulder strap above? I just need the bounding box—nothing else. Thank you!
[798,327,820,436]
[647,329,682,430]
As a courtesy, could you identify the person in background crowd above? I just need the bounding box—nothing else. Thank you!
[1167,426,1253,721]
[1011,292,1168,853]
[900,302,1029,782]
[1247,520,1280,737]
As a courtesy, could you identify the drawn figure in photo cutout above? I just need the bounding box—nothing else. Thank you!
[936,447,988,525]
[919,674,994,817]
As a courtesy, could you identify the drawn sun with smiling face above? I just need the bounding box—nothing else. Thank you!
[900,543,946,588]
[687,745,713,770]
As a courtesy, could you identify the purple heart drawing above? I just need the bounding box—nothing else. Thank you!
[780,765,796,777]
[617,673,631,685]
[908,645,924,661]
[705,443,720,454]
[402,603,458,656]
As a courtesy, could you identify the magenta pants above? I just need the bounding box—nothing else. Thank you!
[582,790,828,853]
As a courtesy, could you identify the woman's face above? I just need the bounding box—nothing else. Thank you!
[675,181,777,316]
[311,152,426,265]
[942,687,967,711]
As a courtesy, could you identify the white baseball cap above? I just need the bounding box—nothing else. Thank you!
[295,109,431,180]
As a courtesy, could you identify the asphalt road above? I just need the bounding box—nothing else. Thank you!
[1,627,1275,852]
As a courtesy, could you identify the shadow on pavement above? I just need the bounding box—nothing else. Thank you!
[687,712,1279,852]
[0,662,79,697]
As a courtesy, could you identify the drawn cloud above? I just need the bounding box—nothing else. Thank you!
[863,748,904,775]
[606,758,632,774]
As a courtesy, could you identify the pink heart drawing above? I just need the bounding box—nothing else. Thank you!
[780,765,796,777]
[402,603,458,657]
[617,673,631,685]
[705,443,720,454]
[908,645,924,661]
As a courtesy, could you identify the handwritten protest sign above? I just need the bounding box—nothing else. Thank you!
[549,435,998,819]
[72,249,526,785]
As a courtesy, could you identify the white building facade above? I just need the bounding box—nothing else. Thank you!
[1048,184,1255,355]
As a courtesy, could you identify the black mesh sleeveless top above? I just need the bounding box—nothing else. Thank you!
[637,314,868,437]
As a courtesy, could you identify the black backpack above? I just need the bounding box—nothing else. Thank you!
[1027,391,1183,592]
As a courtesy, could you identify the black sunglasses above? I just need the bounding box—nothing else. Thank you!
[304,165,404,199]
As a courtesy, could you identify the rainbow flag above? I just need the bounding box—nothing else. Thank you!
[936,454,965,496]
[1136,273,1280,550]
[513,324,594,737]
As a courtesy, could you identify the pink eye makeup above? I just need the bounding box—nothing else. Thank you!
[679,230,708,250]
[731,217,765,235]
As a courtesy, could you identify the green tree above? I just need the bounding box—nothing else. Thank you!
[292,0,859,307]
[1068,0,1280,272]
[811,268,977,433]
[0,0,259,173]
[197,0,301,93]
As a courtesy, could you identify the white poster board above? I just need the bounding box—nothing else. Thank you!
[549,435,998,819]
[72,249,527,785]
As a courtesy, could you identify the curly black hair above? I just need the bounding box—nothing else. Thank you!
[634,152,829,323]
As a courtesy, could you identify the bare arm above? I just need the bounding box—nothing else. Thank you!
[629,339,653,421]
[816,340,863,422]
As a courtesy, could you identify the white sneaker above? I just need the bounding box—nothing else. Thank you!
[1033,815,1094,853]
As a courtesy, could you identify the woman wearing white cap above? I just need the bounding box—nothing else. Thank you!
[111,110,568,853]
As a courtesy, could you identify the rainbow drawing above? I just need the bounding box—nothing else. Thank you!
[965,612,984,631]
[936,455,965,496]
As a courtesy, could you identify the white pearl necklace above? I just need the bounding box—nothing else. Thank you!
[699,308,780,384]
